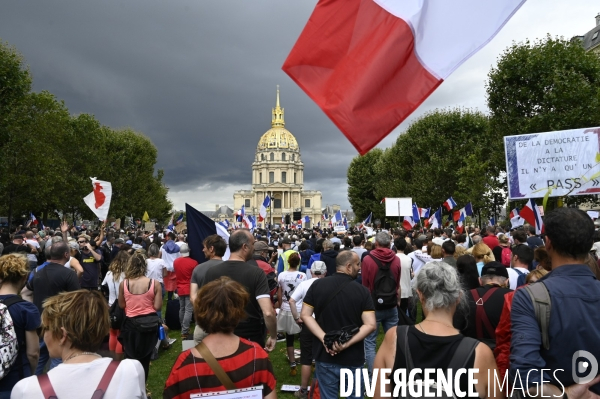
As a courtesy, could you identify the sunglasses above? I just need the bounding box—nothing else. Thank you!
[78,241,87,244]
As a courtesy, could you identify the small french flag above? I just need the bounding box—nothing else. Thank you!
[443,197,457,211]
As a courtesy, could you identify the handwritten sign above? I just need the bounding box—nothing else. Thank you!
[175,222,186,233]
[504,127,600,199]
[144,222,155,232]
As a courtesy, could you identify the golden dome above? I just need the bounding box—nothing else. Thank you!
[257,127,299,151]
[256,86,299,152]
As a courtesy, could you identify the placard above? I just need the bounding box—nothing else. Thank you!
[191,385,263,399]
[385,198,412,217]
[334,225,346,233]
[174,222,186,233]
[504,126,600,199]
[144,222,155,232]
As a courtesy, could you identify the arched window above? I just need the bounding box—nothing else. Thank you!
[282,153,286,161]
[270,152,274,161]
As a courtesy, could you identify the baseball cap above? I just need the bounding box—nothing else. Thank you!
[180,243,190,257]
[311,261,327,275]
[432,237,445,246]
[13,234,24,240]
[481,262,509,278]
[254,241,273,252]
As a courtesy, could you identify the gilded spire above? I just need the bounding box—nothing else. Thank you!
[272,85,285,128]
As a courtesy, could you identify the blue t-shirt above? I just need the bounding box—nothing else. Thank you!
[0,295,40,393]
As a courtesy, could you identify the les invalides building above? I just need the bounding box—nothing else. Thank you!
[233,88,322,227]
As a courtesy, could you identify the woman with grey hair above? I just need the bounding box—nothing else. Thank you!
[373,261,501,399]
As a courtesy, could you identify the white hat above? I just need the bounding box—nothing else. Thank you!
[311,261,327,275]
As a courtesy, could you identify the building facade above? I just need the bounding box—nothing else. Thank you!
[576,14,600,55]
[233,88,322,227]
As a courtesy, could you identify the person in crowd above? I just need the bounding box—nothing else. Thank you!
[526,225,544,249]
[2,234,36,260]
[298,241,315,274]
[190,234,227,344]
[65,241,84,278]
[307,238,324,270]
[482,226,500,250]
[23,231,40,270]
[277,238,296,274]
[494,268,548,391]
[351,235,367,260]
[373,261,501,399]
[289,261,327,399]
[472,242,494,275]
[511,229,528,246]
[173,243,197,341]
[412,243,443,268]
[118,251,162,382]
[394,237,413,314]
[456,255,481,290]
[161,232,180,301]
[494,234,512,267]
[301,250,376,399]
[163,277,276,399]
[101,250,129,361]
[11,290,146,398]
[22,241,80,374]
[441,240,457,268]
[506,244,532,290]
[454,244,467,258]
[0,254,40,398]
[361,232,401,376]
[511,208,600,398]
[455,262,512,350]
[277,252,306,376]
[533,246,551,271]
[318,239,338,277]
[201,230,277,351]
[77,234,102,291]
[146,243,167,300]
[407,237,427,276]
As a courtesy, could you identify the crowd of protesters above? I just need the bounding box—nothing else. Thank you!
[1,206,600,398]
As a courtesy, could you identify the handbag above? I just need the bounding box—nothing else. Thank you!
[109,300,125,330]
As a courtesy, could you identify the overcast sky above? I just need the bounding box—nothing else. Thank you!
[1,1,598,213]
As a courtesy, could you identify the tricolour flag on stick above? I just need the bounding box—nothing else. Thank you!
[412,204,420,223]
[509,208,519,219]
[166,215,174,232]
[403,216,415,230]
[489,217,496,227]
[175,213,184,225]
[186,203,230,263]
[283,0,525,154]
[431,208,443,229]
[259,196,271,222]
[30,212,38,225]
[457,212,465,234]
[331,210,342,224]
[83,177,112,221]
[520,199,544,235]
[464,202,474,216]
[360,212,372,229]
[419,207,430,219]
[443,197,457,211]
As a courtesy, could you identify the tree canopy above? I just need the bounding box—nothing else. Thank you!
[0,40,172,226]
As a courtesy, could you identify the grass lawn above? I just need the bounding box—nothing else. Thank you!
[147,307,386,399]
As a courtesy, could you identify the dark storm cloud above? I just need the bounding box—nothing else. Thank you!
[1,0,597,211]
[0,0,357,206]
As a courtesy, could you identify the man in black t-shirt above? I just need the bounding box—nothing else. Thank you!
[455,261,512,350]
[202,229,277,351]
[23,241,80,374]
[302,250,376,399]
[77,234,102,290]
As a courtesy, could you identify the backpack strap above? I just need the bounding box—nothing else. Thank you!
[470,287,499,340]
[523,282,551,350]
[0,296,25,308]
[447,337,479,370]
[368,254,391,270]
[91,360,120,399]
[196,341,236,390]
[37,374,58,399]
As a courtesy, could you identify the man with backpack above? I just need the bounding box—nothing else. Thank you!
[510,208,600,397]
[456,262,512,350]
[360,231,401,377]
[506,244,532,290]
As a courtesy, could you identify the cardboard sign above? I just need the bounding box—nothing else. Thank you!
[144,222,155,232]
[175,222,186,233]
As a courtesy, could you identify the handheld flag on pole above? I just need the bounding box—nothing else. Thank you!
[488,217,495,227]
[520,199,544,235]
[403,216,415,230]
[186,203,230,263]
[302,216,310,224]
[331,210,342,224]
[259,196,271,222]
[464,202,473,216]
[142,211,150,223]
[443,197,457,211]
[412,204,420,222]
[30,212,38,225]
[83,178,112,221]
[175,213,184,225]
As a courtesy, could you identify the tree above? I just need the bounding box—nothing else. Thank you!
[486,36,600,206]
[372,109,497,215]
[347,148,383,221]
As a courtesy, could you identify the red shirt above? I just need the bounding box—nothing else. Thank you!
[173,256,198,296]
[361,247,401,293]
[483,235,500,250]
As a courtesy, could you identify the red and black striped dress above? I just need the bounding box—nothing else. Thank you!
[163,338,276,399]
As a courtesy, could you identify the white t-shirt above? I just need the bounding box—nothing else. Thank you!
[146,258,167,283]
[507,267,530,290]
[278,270,306,312]
[11,358,146,399]
[290,277,319,315]
[396,253,413,299]
[102,271,125,306]
[25,239,40,263]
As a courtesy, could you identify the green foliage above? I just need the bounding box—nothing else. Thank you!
[352,109,497,213]
[487,36,600,206]
[347,148,384,221]
[0,40,172,224]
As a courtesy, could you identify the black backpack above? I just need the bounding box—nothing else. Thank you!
[369,254,397,310]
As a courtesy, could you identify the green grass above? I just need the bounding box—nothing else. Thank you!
[146,306,386,398]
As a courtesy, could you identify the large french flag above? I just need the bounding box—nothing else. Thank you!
[283,0,525,154]
[259,195,270,222]
[520,199,544,235]
[443,196,457,211]
[403,216,415,230]
[186,203,230,263]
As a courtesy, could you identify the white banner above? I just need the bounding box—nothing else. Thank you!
[385,198,412,217]
[504,127,600,199]
[82,177,112,221]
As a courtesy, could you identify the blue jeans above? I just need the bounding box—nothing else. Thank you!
[315,362,363,399]
[35,339,62,375]
[364,307,398,375]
